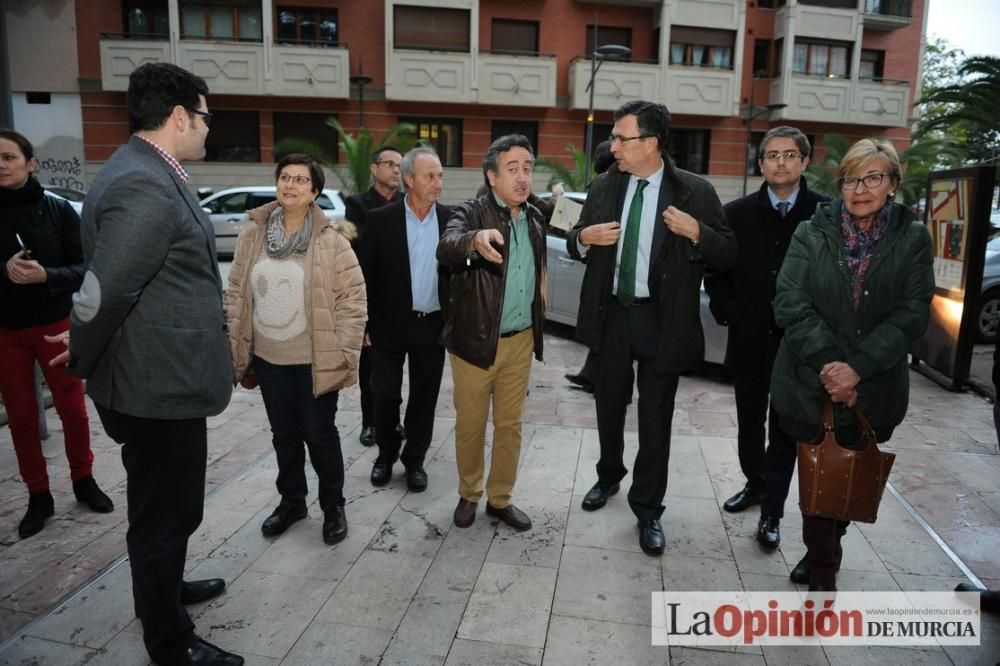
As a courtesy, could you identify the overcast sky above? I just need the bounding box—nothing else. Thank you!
[926,0,1000,57]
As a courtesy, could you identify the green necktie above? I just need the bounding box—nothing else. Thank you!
[617,179,648,306]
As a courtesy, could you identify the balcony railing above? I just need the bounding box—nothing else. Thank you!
[864,0,913,17]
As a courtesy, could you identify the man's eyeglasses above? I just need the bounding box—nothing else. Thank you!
[763,150,802,163]
[186,108,212,127]
[839,173,889,191]
[278,174,312,186]
[609,134,652,145]
[375,160,401,170]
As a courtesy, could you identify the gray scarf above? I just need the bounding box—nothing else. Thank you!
[265,205,313,259]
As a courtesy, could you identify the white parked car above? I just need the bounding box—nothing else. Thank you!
[539,191,728,365]
[42,185,85,215]
[199,186,346,258]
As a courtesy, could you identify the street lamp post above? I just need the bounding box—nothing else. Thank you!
[350,73,374,128]
[585,42,631,188]
[741,83,787,196]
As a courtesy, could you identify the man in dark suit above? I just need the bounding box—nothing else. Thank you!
[357,146,450,492]
[67,63,242,665]
[567,101,736,555]
[705,127,830,558]
[345,146,404,447]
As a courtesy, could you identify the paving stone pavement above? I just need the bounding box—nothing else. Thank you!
[0,325,998,665]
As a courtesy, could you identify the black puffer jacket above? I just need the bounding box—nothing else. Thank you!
[0,178,85,329]
[437,194,546,369]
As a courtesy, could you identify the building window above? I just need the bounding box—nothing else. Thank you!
[491,120,539,154]
[793,40,850,78]
[800,0,856,7]
[180,1,263,42]
[860,49,885,80]
[669,27,735,69]
[756,0,778,7]
[273,112,338,163]
[491,19,539,56]
[752,39,772,78]
[667,129,710,174]
[585,25,632,58]
[746,131,766,176]
[402,118,462,166]
[276,7,338,46]
[205,110,260,162]
[772,38,784,77]
[863,0,913,17]
[124,1,169,38]
[394,6,469,52]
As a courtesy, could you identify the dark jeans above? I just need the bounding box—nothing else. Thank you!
[369,312,445,468]
[359,347,374,427]
[593,299,680,521]
[253,357,345,511]
[96,405,205,663]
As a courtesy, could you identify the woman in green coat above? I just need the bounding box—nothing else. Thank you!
[770,138,934,591]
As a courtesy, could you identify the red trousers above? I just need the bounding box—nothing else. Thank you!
[0,318,93,492]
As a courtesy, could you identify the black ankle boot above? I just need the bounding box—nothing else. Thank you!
[73,476,114,513]
[19,491,55,539]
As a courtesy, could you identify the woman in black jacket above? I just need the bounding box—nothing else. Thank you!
[0,129,112,538]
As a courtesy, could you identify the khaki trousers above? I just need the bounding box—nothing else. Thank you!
[451,329,533,508]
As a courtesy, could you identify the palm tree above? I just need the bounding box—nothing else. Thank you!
[273,117,418,196]
[804,133,851,198]
[535,143,589,191]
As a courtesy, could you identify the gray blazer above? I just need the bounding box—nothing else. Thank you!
[68,136,232,420]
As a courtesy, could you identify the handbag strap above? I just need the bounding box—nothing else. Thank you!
[820,400,876,439]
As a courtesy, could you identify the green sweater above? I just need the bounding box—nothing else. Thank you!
[770,200,934,442]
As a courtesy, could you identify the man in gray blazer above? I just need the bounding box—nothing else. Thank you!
[68,63,242,666]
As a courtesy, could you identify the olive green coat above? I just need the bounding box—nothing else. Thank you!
[770,200,934,442]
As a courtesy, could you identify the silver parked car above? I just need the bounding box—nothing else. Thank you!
[976,210,1000,342]
[541,192,728,365]
[199,186,346,258]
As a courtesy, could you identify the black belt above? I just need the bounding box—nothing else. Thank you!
[412,310,439,319]
[632,297,652,305]
[500,327,530,338]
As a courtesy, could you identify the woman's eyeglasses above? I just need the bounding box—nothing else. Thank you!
[278,174,312,186]
[839,173,889,191]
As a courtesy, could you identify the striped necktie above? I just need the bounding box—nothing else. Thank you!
[617,179,649,306]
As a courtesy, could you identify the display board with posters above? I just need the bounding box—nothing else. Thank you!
[912,167,996,387]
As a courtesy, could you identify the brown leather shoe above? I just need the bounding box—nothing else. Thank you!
[485,503,532,531]
[453,498,477,528]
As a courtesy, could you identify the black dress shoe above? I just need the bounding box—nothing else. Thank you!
[565,373,595,393]
[186,636,244,665]
[323,506,348,544]
[790,555,810,584]
[485,503,532,531]
[955,583,1000,614]
[638,519,665,555]
[581,481,619,511]
[405,466,428,492]
[181,579,225,605]
[370,460,392,486]
[359,425,376,447]
[756,515,780,549]
[72,476,114,513]
[18,491,54,539]
[723,486,763,513]
[260,503,307,537]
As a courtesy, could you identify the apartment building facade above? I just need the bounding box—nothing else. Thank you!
[3,0,927,203]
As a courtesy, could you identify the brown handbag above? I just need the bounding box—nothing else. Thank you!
[797,401,896,524]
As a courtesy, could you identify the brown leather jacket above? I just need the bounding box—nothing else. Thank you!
[226,201,367,397]
[436,194,547,369]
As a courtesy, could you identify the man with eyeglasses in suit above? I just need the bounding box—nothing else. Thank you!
[704,127,830,563]
[345,147,404,448]
[567,101,736,555]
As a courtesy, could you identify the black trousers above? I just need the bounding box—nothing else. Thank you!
[733,375,768,495]
[369,312,445,468]
[593,299,679,521]
[253,357,345,510]
[96,405,205,663]
[359,347,374,427]
[760,406,798,519]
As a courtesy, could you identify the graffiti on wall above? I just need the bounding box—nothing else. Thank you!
[35,136,86,192]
